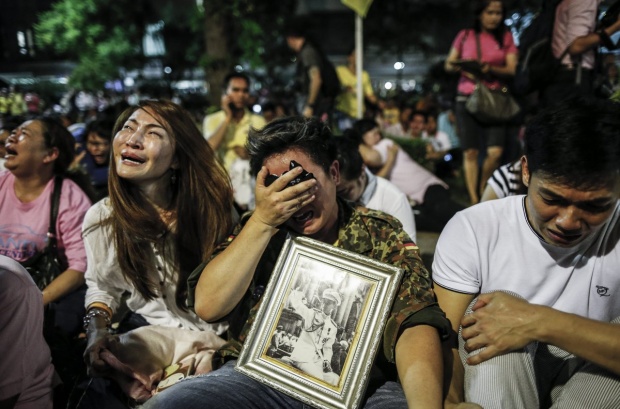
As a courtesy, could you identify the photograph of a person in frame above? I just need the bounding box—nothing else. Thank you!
[284,287,340,384]
[265,261,372,387]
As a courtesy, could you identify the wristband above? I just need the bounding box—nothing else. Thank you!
[306,103,316,109]
[597,28,616,50]
[83,307,111,331]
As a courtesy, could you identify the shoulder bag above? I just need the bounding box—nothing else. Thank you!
[465,33,521,124]
[20,176,65,290]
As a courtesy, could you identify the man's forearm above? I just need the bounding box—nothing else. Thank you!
[207,116,231,151]
[307,66,322,106]
[194,216,276,322]
[569,21,620,56]
[463,292,620,375]
[395,325,443,409]
[443,347,466,407]
[536,306,620,375]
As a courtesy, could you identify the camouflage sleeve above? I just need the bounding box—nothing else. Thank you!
[372,222,450,363]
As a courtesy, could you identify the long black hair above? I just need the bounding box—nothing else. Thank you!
[472,0,507,48]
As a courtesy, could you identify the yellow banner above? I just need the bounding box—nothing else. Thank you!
[341,0,374,17]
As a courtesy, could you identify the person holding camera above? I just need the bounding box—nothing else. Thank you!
[143,116,450,409]
[542,0,620,105]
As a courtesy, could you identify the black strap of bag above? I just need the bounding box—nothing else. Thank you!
[19,176,64,289]
[474,33,493,83]
[47,175,63,251]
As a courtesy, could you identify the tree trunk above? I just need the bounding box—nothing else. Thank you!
[203,2,231,106]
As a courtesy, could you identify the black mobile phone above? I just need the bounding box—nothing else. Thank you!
[264,160,315,187]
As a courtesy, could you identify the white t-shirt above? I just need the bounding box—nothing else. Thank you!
[433,196,620,321]
[423,130,452,152]
[362,169,417,243]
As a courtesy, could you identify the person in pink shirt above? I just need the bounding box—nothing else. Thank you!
[351,119,464,232]
[0,255,55,409]
[0,117,93,335]
[542,0,620,105]
[445,0,518,205]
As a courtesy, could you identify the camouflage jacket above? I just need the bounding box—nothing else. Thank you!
[187,200,450,371]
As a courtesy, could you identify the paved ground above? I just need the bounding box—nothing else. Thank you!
[416,230,440,274]
[415,168,469,274]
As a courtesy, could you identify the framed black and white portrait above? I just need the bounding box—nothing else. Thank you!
[236,234,403,409]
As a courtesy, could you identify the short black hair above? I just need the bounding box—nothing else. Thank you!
[409,110,428,122]
[247,116,335,176]
[283,17,310,38]
[329,135,364,181]
[85,118,114,141]
[525,96,620,189]
[261,101,276,113]
[351,119,379,143]
[223,72,250,90]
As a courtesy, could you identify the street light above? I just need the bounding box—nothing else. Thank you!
[394,61,405,90]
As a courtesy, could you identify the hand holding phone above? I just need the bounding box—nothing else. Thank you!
[252,161,317,230]
[221,95,234,117]
[264,160,315,188]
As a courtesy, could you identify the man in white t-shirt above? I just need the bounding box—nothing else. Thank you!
[433,97,620,409]
[330,137,417,242]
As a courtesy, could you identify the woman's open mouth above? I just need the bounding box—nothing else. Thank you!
[121,153,145,165]
[4,146,16,157]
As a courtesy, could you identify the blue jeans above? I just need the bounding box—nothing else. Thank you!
[142,360,407,409]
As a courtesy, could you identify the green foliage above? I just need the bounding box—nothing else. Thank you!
[202,0,297,71]
[35,0,296,92]
[35,0,150,90]
[385,134,430,167]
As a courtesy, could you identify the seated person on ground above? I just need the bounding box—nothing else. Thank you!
[0,256,55,409]
[350,118,464,233]
[1,116,93,336]
[143,116,450,409]
[330,135,417,242]
[81,100,234,406]
[76,118,114,201]
[433,96,620,409]
[480,159,525,202]
[423,110,460,180]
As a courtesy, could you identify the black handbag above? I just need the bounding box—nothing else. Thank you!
[465,34,521,124]
[20,176,65,290]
